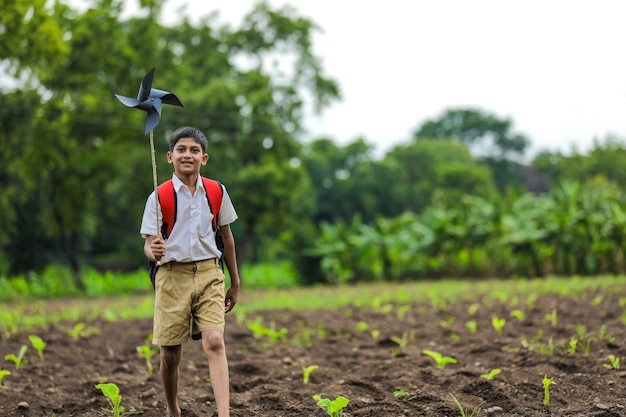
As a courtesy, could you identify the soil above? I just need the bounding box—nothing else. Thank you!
[1,289,626,417]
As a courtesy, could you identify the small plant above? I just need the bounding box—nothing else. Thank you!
[95,382,139,417]
[450,394,484,417]
[603,354,620,370]
[510,309,526,321]
[355,321,369,332]
[565,338,577,354]
[313,394,349,417]
[393,389,410,398]
[0,368,11,386]
[466,303,479,315]
[136,335,159,375]
[465,320,477,334]
[396,305,411,320]
[480,368,501,381]
[67,322,100,340]
[28,335,46,362]
[4,345,28,370]
[302,364,319,384]
[370,329,380,340]
[246,317,288,349]
[542,375,555,406]
[390,332,409,356]
[439,315,455,328]
[491,316,506,337]
[422,349,457,369]
[544,309,558,327]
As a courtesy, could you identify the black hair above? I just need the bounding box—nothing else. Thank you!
[168,126,208,153]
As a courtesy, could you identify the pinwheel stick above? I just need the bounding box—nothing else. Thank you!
[149,129,160,238]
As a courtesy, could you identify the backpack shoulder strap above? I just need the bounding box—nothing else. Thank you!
[201,177,223,231]
[156,179,177,238]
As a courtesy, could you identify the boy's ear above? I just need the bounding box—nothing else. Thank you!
[201,153,209,165]
[167,151,173,164]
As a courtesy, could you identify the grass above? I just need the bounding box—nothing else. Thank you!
[2,274,626,336]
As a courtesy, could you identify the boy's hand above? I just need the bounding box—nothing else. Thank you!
[150,236,166,261]
[225,286,238,313]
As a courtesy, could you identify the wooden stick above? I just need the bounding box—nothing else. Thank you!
[149,129,160,238]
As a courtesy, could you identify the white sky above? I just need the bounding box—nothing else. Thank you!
[144,1,626,159]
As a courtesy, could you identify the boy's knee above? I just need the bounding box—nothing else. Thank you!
[160,346,182,367]
[202,331,225,353]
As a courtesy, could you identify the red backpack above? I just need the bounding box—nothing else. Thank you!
[148,176,224,286]
[158,176,223,239]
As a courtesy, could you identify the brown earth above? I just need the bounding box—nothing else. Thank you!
[1,289,626,417]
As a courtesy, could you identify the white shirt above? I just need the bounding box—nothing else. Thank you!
[140,174,238,263]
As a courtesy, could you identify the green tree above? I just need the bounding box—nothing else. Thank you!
[414,107,530,191]
[0,0,339,283]
[383,139,498,213]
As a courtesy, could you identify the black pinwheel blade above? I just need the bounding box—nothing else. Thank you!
[145,100,163,134]
[114,94,140,108]
[137,68,155,101]
[150,88,184,107]
[114,68,183,135]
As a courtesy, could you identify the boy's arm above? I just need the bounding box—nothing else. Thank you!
[144,235,166,262]
[220,224,240,313]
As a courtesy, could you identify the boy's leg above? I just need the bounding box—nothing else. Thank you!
[202,330,230,417]
[160,345,183,417]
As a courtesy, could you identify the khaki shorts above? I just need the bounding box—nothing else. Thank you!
[152,258,225,346]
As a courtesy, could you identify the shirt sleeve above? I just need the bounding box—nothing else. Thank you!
[218,186,238,226]
[139,191,161,238]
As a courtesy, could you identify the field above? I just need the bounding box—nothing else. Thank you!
[1,277,626,416]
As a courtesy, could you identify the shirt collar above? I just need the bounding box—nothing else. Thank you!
[171,174,204,192]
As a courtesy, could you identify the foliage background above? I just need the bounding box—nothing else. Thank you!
[3,0,626,290]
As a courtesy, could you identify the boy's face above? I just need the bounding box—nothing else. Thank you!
[167,137,208,176]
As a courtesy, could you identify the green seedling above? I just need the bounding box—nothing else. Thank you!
[390,331,408,356]
[396,305,411,320]
[4,345,28,370]
[246,317,288,349]
[302,364,319,384]
[28,335,46,361]
[466,303,479,315]
[95,382,139,417]
[356,321,369,332]
[370,330,380,340]
[544,309,558,327]
[491,316,506,337]
[542,375,555,406]
[422,349,457,369]
[67,322,100,340]
[603,354,620,370]
[565,338,577,354]
[480,368,501,381]
[465,320,477,334]
[439,315,455,329]
[393,389,409,398]
[0,368,11,386]
[450,394,484,417]
[136,336,159,375]
[313,394,349,417]
[510,309,526,321]
[591,295,603,306]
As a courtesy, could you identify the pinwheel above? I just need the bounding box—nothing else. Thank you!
[115,68,183,237]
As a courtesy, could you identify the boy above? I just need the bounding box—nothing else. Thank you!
[140,126,240,417]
